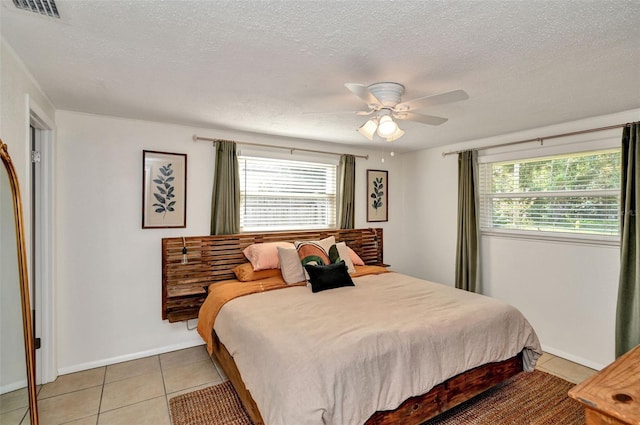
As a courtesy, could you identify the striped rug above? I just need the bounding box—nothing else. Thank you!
[169,370,584,425]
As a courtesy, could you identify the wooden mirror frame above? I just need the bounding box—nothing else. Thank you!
[1,140,39,424]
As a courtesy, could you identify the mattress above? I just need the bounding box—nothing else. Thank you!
[208,271,542,425]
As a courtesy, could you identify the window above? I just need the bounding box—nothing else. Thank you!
[239,156,337,231]
[478,148,621,239]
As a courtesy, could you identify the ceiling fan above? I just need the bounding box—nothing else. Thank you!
[344,82,469,142]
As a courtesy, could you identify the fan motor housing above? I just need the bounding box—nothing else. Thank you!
[367,82,405,107]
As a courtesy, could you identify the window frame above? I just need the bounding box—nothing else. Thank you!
[237,153,339,232]
[477,137,621,246]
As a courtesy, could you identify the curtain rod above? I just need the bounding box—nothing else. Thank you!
[193,135,369,160]
[441,121,638,157]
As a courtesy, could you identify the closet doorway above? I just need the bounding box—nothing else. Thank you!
[29,105,56,385]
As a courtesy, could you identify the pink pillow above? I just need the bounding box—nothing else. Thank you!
[243,242,295,270]
[347,246,365,266]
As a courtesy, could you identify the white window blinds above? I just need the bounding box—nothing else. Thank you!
[239,156,337,231]
[478,148,621,237]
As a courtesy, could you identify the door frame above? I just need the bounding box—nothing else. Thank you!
[27,95,56,384]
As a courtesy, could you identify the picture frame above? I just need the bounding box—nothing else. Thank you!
[142,150,187,228]
[366,169,388,222]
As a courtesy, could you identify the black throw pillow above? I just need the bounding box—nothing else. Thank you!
[304,261,355,293]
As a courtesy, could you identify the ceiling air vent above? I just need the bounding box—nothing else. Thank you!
[12,0,60,18]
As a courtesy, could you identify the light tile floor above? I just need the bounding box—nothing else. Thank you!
[1,346,596,425]
[534,351,597,384]
[0,345,226,425]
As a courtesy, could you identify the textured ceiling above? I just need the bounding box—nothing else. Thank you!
[1,0,639,152]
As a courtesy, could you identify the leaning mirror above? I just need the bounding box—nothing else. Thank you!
[0,140,38,424]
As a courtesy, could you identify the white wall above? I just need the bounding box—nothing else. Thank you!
[482,237,619,369]
[393,148,458,284]
[0,39,56,390]
[0,39,56,217]
[394,109,640,370]
[55,110,403,373]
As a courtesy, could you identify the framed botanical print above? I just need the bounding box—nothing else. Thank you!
[142,150,187,228]
[367,169,388,222]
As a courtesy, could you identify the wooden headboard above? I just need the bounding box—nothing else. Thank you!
[162,228,384,322]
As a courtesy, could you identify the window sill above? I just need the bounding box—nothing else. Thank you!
[480,229,619,247]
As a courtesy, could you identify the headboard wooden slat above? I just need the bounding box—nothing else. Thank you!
[162,228,383,322]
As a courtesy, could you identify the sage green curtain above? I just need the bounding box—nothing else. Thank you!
[617,123,640,357]
[455,150,480,292]
[210,140,240,235]
[338,154,356,229]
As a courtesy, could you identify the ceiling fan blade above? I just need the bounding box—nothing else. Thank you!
[345,83,383,106]
[395,111,448,126]
[397,89,468,111]
[303,110,371,115]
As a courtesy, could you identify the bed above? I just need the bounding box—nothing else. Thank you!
[162,228,541,425]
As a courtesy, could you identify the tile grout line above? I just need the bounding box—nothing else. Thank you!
[208,352,224,383]
[95,364,107,425]
[36,384,103,400]
[159,354,173,423]
[89,356,172,424]
[98,368,169,414]
[19,407,29,425]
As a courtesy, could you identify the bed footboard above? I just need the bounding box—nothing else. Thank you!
[365,353,523,424]
[211,331,265,425]
[209,329,523,425]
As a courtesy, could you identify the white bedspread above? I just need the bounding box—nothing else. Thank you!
[213,272,541,425]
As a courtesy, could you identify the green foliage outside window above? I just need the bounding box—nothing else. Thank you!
[482,149,620,236]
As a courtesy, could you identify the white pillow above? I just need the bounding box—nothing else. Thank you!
[277,247,306,284]
[335,242,356,273]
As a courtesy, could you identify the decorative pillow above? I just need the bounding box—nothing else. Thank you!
[294,236,336,268]
[304,261,355,293]
[232,263,281,282]
[295,236,337,279]
[347,246,365,266]
[277,247,306,284]
[335,242,356,273]
[243,242,295,270]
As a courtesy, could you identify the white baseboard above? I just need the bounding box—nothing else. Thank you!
[1,379,28,395]
[541,344,609,371]
[57,338,204,376]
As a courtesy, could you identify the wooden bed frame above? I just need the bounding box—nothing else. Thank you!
[212,330,522,425]
[161,228,524,425]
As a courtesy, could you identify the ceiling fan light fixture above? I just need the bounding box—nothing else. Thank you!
[377,115,399,138]
[345,82,469,142]
[386,128,405,142]
[357,118,378,141]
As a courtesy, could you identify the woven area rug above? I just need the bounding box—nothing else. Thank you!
[169,381,252,425]
[423,370,584,424]
[169,371,584,425]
